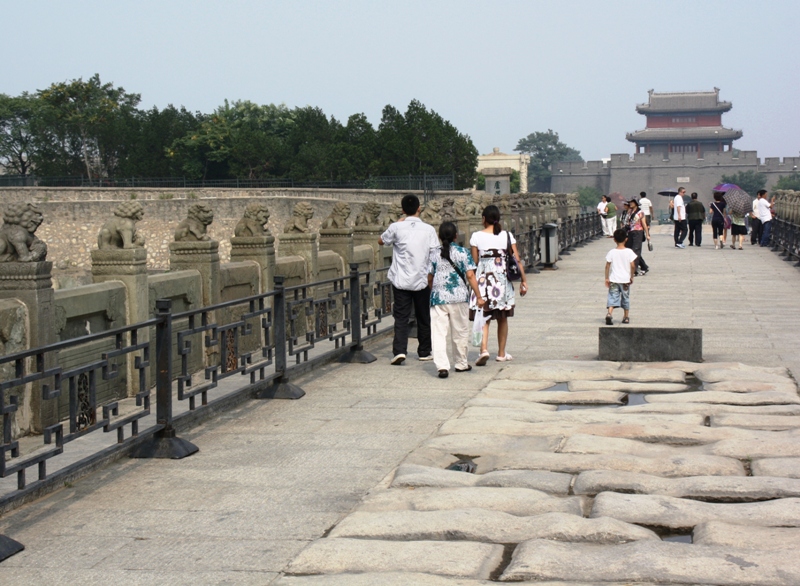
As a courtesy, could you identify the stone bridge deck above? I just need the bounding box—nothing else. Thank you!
[1,225,799,584]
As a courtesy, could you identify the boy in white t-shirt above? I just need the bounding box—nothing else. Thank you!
[604,228,638,325]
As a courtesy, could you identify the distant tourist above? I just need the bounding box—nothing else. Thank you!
[750,191,764,245]
[638,191,653,226]
[604,198,617,236]
[756,189,776,247]
[730,208,747,250]
[379,194,440,365]
[428,222,485,378]
[686,192,706,247]
[470,205,528,364]
[624,199,650,275]
[604,228,638,325]
[710,192,727,249]
[597,195,612,237]
[672,187,687,248]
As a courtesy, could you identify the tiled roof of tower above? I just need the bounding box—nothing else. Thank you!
[636,89,733,114]
[626,126,743,142]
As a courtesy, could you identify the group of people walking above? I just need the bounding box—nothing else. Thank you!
[379,195,527,378]
[597,192,652,277]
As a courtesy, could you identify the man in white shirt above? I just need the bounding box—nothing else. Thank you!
[750,191,764,245]
[638,191,653,227]
[673,187,687,248]
[756,189,775,247]
[379,194,440,365]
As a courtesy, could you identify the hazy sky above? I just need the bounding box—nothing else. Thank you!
[4,1,798,162]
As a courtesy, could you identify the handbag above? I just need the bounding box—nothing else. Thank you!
[724,215,732,229]
[505,232,522,282]
[647,240,653,252]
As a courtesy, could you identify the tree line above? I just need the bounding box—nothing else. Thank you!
[0,74,479,188]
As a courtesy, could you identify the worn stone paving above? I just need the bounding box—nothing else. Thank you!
[1,226,800,584]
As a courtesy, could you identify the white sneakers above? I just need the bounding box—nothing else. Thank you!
[391,354,406,365]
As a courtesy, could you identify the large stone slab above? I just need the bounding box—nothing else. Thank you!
[501,364,685,383]
[752,457,800,478]
[567,380,689,393]
[712,413,800,430]
[358,487,585,516]
[474,380,557,392]
[574,470,800,501]
[477,390,626,405]
[500,539,800,585]
[329,510,659,544]
[476,452,744,477]
[391,465,573,494]
[285,538,504,579]
[276,574,490,586]
[453,408,705,426]
[599,327,702,363]
[710,434,800,458]
[644,390,800,405]
[693,367,794,384]
[694,521,800,549]
[631,361,788,375]
[422,433,562,456]
[705,380,798,393]
[591,492,800,529]
[617,402,800,416]
[463,397,560,410]
[560,434,709,458]
[438,417,753,444]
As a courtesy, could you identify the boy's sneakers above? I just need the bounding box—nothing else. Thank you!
[418,355,433,362]
[605,314,613,325]
[391,354,406,365]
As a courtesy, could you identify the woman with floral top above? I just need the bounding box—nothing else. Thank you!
[428,222,484,378]
[469,205,528,365]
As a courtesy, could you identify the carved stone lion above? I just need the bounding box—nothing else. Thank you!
[284,202,314,233]
[174,203,214,242]
[453,196,468,218]
[420,200,442,225]
[320,202,351,230]
[0,203,47,262]
[439,197,456,222]
[97,201,146,250]
[464,193,484,216]
[355,202,382,227]
[235,202,270,237]
[382,202,403,228]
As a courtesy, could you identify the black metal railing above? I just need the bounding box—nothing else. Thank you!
[0,174,456,191]
[0,265,392,506]
[770,218,800,267]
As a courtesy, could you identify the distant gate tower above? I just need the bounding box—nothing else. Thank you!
[626,88,742,157]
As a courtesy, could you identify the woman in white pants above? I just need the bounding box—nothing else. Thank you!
[428,222,484,378]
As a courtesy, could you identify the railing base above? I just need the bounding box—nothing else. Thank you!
[339,346,377,364]
[0,535,24,562]
[130,435,199,459]
[255,380,305,400]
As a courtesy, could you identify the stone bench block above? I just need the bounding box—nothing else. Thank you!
[476,452,744,478]
[694,521,800,550]
[599,327,701,362]
[500,539,800,585]
[358,487,585,517]
[329,510,659,544]
[285,538,503,580]
[391,465,572,494]
[591,492,800,529]
[574,470,800,501]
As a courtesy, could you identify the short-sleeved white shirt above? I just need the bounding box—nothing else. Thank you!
[606,247,638,284]
[469,230,516,255]
[673,195,685,221]
[757,197,773,223]
[639,197,652,215]
[597,201,608,216]
[380,217,440,291]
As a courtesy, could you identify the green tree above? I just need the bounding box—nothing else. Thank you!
[720,170,767,195]
[0,93,41,176]
[37,74,141,178]
[577,185,603,208]
[509,170,520,193]
[475,173,486,190]
[775,172,800,191]
[514,129,582,192]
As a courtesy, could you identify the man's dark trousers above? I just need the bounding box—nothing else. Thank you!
[674,220,688,245]
[760,220,772,247]
[751,217,763,245]
[392,286,431,357]
[688,220,703,246]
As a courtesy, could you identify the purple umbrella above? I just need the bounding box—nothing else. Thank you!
[712,183,740,192]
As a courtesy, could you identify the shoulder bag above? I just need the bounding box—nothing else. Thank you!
[505,232,522,282]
